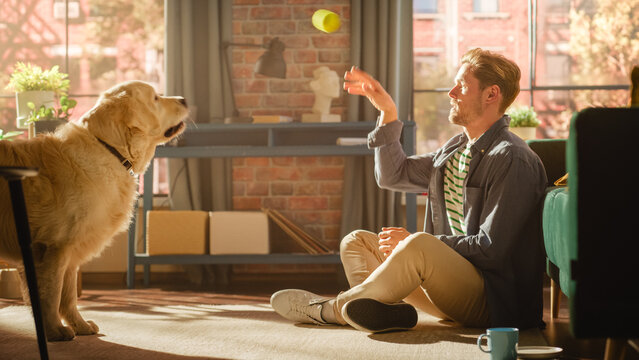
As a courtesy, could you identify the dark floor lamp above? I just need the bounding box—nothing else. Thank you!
[222,37,286,123]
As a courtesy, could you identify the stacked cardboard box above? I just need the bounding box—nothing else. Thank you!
[146,210,209,255]
[0,268,21,299]
[145,209,329,255]
[209,211,270,254]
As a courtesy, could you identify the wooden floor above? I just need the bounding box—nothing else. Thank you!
[539,282,635,360]
[2,272,638,360]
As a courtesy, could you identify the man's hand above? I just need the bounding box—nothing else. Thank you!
[343,66,398,126]
[378,227,411,257]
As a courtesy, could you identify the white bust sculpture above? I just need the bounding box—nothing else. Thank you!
[302,66,341,122]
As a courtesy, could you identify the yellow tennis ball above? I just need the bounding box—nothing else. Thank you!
[312,9,341,33]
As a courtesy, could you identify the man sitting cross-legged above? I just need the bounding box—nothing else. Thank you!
[271,48,547,333]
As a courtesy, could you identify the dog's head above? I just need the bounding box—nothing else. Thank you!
[82,81,188,174]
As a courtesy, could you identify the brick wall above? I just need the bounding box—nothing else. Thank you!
[231,0,350,120]
[230,0,351,272]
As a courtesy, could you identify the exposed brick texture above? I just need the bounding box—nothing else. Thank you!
[230,0,350,120]
[230,0,351,274]
[232,156,345,252]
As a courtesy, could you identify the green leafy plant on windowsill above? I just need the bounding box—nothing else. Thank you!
[5,62,70,95]
[26,96,77,123]
[507,106,540,128]
[0,129,24,141]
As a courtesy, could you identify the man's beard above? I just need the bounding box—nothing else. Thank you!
[448,100,482,126]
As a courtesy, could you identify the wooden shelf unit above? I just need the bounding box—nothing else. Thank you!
[127,121,417,288]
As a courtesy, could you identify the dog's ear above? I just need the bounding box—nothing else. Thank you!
[124,125,155,174]
[101,82,132,100]
[125,125,147,157]
[84,96,130,147]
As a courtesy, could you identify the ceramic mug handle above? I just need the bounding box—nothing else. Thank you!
[477,333,491,353]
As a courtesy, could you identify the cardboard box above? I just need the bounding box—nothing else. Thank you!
[210,211,269,254]
[146,211,209,255]
[0,268,22,299]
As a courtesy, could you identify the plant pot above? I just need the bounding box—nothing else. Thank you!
[31,119,66,137]
[33,120,67,136]
[510,126,537,141]
[15,90,55,129]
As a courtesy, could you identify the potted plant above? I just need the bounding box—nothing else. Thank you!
[5,62,70,130]
[26,95,77,137]
[507,105,540,141]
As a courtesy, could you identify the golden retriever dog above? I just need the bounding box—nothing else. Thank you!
[0,81,187,341]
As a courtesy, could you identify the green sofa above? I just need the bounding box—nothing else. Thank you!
[536,108,639,359]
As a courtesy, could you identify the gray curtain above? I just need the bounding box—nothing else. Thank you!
[165,0,233,286]
[341,0,414,236]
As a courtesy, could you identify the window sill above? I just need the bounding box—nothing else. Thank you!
[413,13,445,21]
[462,12,510,21]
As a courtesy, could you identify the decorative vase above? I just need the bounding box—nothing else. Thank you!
[15,90,55,129]
[510,127,537,141]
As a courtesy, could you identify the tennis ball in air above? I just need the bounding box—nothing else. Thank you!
[312,9,341,33]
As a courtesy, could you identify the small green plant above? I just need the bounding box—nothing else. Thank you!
[507,106,540,128]
[5,62,70,95]
[0,129,24,141]
[26,96,77,123]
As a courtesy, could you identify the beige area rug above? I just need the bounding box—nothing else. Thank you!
[0,300,546,360]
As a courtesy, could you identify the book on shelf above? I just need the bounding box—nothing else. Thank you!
[252,115,293,124]
[262,208,331,254]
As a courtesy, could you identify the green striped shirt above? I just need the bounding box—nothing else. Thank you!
[443,144,472,235]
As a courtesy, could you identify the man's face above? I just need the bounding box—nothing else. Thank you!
[448,64,484,127]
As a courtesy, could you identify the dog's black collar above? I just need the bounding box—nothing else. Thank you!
[96,137,134,174]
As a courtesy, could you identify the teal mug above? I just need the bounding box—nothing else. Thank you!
[477,327,519,360]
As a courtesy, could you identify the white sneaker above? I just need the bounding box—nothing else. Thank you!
[270,289,331,325]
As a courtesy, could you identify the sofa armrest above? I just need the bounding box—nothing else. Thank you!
[542,186,574,298]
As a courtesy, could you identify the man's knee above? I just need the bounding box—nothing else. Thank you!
[396,232,442,254]
[339,229,375,253]
[339,230,378,254]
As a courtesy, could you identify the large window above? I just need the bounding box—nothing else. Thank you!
[413,0,636,153]
[0,0,166,193]
[414,0,438,14]
[474,0,499,13]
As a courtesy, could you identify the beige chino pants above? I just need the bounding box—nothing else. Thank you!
[334,230,490,327]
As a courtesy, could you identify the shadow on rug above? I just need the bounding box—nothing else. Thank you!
[0,301,546,360]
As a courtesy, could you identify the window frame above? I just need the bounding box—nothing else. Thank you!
[414,0,438,14]
[473,0,499,13]
[0,0,166,194]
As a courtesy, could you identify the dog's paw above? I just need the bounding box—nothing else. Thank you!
[74,320,99,335]
[47,324,76,342]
